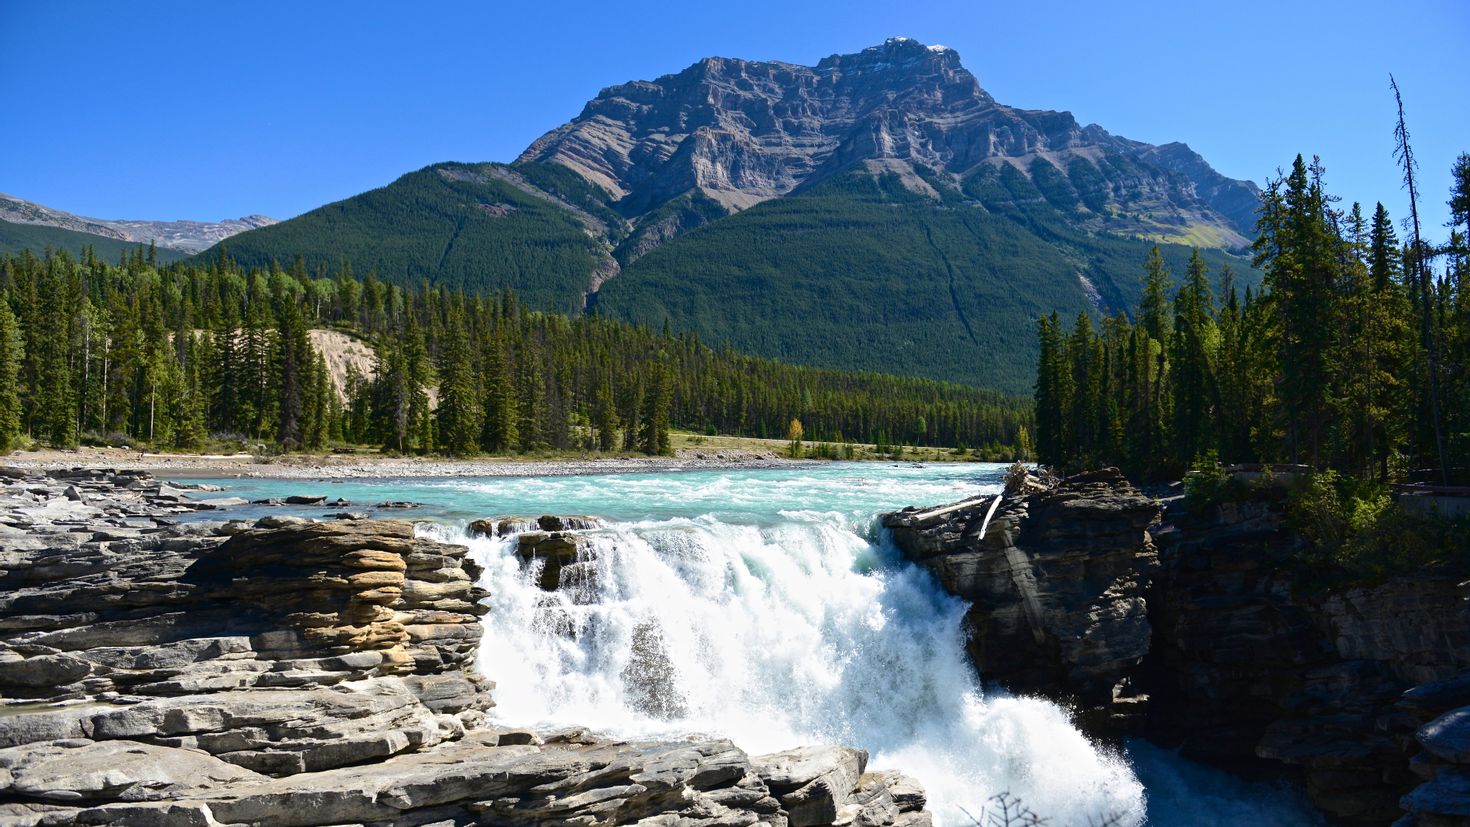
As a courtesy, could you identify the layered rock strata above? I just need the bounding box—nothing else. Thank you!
[1149,491,1470,825]
[0,468,930,826]
[882,467,1160,727]
[885,467,1470,825]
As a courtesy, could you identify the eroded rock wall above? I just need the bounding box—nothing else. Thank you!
[1148,493,1470,825]
[885,467,1470,826]
[0,469,931,827]
[882,467,1160,726]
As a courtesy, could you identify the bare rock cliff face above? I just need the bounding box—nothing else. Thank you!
[882,467,1160,728]
[1148,494,1470,826]
[0,469,931,827]
[885,468,1470,826]
[518,37,1258,249]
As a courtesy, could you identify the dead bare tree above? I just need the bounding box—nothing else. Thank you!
[1390,74,1449,485]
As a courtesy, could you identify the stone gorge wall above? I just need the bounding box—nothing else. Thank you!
[884,468,1470,826]
[1148,493,1470,825]
[0,469,931,827]
[881,468,1160,731]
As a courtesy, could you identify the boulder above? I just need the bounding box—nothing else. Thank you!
[757,746,867,827]
[1420,707,1470,764]
[516,531,585,590]
[882,468,1159,723]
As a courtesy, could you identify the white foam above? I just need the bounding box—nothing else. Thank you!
[438,513,1146,826]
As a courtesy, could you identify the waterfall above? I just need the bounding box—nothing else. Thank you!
[429,510,1148,826]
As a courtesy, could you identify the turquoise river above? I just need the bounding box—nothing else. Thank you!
[179,462,1325,826]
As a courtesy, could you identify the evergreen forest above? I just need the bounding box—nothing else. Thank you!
[1035,150,1470,485]
[0,247,1030,458]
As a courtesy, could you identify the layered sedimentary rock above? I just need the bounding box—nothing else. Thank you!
[882,467,1160,725]
[886,467,1470,825]
[520,37,1258,247]
[0,468,930,827]
[1148,490,1470,825]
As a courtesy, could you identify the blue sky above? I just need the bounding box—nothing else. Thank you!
[1,0,1466,236]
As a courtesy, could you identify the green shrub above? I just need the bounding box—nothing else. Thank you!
[1288,470,1348,550]
[1183,451,1235,506]
[1286,470,1470,584]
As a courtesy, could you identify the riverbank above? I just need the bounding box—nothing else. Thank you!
[0,466,933,827]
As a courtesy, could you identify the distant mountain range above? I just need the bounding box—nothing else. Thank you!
[7,38,1261,393]
[0,193,274,255]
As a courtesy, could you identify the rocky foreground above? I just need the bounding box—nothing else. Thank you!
[0,468,929,827]
[884,468,1470,827]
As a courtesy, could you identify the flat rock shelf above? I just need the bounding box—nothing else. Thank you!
[0,467,930,827]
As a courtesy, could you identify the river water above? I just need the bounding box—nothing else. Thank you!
[187,462,1323,826]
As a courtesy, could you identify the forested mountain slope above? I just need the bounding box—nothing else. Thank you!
[601,167,1251,392]
[206,37,1259,392]
[0,218,187,264]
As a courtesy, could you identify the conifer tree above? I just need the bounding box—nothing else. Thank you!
[275,299,312,449]
[1033,313,1068,466]
[1139,246,1173,344]
[640,363,672,456]
[34,257,77,448]
[515,341,545,452]
[481,339,518,453]
[435,317,481,456]
[1066,312,1100,466]
[304,353,331,451]
[1171,250,1216,465]
[172,333,207,450]
[623,374,644,453]
[594,380,619,452]
[0,296,24,452]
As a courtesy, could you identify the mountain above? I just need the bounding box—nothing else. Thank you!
[208,38,1261,393]
[0,218,188,264]
[0,193,274,254]
[520,37,1258,252]
[211,162,617,312]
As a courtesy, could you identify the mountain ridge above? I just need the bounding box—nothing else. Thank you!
[199,38,1261,393]
[518,37,1258,253]
[0,192,274,254]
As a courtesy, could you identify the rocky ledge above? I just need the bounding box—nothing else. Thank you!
[0,469,930,827]
[882,467,1160,730]
[884,467,1470,826]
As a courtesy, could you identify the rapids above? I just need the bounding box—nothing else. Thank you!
[189,462,1324,825]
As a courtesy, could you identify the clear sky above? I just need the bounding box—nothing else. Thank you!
[1,0,1465,237]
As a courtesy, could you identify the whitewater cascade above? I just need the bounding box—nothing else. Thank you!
[429,510,1147,826]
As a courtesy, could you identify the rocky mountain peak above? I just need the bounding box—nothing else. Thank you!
[517,39,1259,250]
[816,36,973,89]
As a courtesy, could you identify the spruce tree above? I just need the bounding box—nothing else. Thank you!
[481,340,518,453]
[0,296,24,452]
[304,354,331,451]
[1171,250,1216,465]
[435,318,482,456]
[640,363,671,456]
[594,380,619,452]
[275,299,312,449]
[1139,246,1173,344]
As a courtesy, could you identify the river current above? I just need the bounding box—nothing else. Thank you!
[189,462,1324,826]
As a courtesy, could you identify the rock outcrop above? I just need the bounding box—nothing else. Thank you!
[885,467,1470,825]
[882,467,1160,727]
[0,468,931,826]
[1148,490,1470,825]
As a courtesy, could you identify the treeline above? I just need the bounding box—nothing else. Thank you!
[0,249,1031,457]
[1035,151,1470,482]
